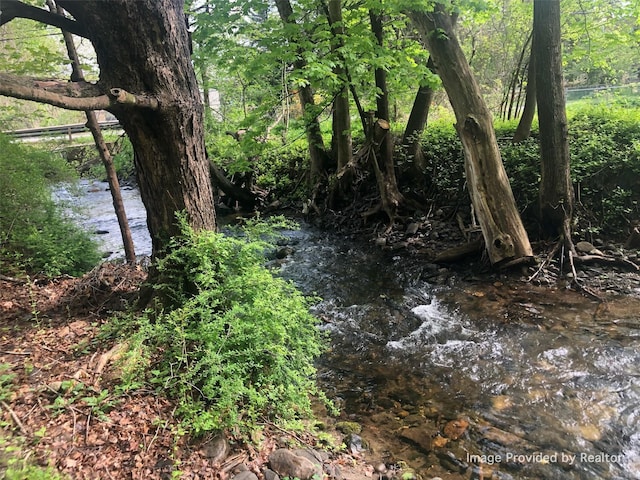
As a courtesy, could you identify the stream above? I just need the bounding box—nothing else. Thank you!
[61,181,640,480]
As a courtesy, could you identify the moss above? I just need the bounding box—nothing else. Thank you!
[335,421,362,435]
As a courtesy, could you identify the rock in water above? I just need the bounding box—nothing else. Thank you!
[399,426,439,452]
[443,419,469,440]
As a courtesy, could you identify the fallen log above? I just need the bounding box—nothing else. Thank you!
[435,239,484,263]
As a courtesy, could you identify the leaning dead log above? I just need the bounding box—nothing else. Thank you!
[208,161,257,210]
[409,6,533,265]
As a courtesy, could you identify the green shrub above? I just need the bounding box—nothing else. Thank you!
[566,105,640,237]
[205,125,311,202]
[419,119,465,201]
[85,135,135,181]
[0,133,101,277]
[417,109,640,239]
[118,215,329,435]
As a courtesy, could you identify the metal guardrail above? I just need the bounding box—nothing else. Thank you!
[2,120,122,140]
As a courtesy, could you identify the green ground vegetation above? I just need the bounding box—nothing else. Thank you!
[110,215,331,436]
[0,133,101,277]
[418,101,640,240]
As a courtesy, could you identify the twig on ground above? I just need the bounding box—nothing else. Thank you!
[85,411,91,445]
[221,453,248,474]
[71,407,78,445]
[104,467,116,480]
[0,274,26,284]
[259,419,310,446]
[1,400,28,435]
[527,242,560,282]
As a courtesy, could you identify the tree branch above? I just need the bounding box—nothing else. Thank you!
[0,0,88,38]
[0,72,159,111]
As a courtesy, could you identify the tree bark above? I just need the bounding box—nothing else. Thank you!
[50,0,137,264]
[534,0,574,242]
[56,0,216,257]
[275,0,329,190]
[409,6,533,264]
[0,73,159,111]
[0,0,87,36]
[402,56,438,177]
[369,9,403,222]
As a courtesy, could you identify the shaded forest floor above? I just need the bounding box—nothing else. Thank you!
[1,213,639,479]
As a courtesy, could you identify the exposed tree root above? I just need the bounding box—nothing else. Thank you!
[573,254,639,271]
[524,237,635,301]
[567,250,604,301]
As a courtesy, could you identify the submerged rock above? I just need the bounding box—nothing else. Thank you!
[443,419,469,440]
[399,426,439,452]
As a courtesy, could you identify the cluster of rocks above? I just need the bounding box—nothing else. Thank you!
[200,432,365,480]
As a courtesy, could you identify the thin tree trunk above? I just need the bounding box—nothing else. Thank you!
[369,9,403,221]
[275,0,328,189]
[327,0,353,194]
[513,48,537,143]
[402,57,438,176]
[50,0,136,263]
[409,5,533,264]
[534,0,574,243]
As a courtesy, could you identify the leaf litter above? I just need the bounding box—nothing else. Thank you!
[0,262,373,480]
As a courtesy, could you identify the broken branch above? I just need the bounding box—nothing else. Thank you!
[0,72,159,111]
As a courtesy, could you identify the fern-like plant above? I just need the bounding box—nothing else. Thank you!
[120,215,329,435]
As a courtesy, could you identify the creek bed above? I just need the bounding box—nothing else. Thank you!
[60,183,640,479]
[278,227,640,480]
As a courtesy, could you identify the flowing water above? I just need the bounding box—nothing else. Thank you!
[54,180,151,260]
[61,183,640,480]
[278,229,640,480]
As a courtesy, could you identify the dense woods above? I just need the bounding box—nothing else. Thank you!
[1,0,639,264]
[1,1,640,479]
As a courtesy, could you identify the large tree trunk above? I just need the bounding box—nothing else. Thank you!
[58,0,216,257]
[409,6,532,264]
[275,0,329,191]
[533,0,574,242]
